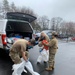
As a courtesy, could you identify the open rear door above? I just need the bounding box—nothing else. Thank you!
[5,12,37,23]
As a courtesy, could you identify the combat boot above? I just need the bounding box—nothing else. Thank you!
[52,61,55,69]
[45,67,52,71]
[52,66,54,69]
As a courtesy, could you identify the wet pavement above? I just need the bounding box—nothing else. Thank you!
[0,41,75,75]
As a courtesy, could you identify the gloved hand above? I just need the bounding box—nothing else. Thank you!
[35,41,39,45]
[39,49,43,52]
[27,46,33,49]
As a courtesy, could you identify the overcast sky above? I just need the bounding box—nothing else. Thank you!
[1,0,75,22]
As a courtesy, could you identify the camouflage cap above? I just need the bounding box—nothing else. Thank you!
[52,31,58,36]
[29,39,36,45]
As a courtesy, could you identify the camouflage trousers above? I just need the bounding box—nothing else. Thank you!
[9,51,29,64]
[48,50,57,67]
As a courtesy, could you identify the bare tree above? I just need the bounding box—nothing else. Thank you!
[1,0,41,31]
[31,21,41,31]
[13,7,37,17]
[10,2,16,12]
[60,22,75,36]
[37,16,49,30]
[60,21,66,34]
[51,17,63,32]
[2,0,10,12]
[66,22,75,36]
[50,18,56,30]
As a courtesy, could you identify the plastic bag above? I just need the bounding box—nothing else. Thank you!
[12,59,40,75]
[41,49,47,55]
[12,61,25,75]
[22,58,40,75]
[37,49,49,62]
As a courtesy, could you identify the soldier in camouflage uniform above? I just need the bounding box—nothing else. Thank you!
[37,31,50,63]
[43,31,58,71]
[9,39,35,75]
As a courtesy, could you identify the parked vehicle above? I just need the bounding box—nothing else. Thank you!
[71,37,75,41]
[0,12,36,52]
[58,34,68,39]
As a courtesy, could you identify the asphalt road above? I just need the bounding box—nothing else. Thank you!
[0,41,75,75]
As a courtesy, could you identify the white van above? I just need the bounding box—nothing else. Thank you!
[0,12,36,52]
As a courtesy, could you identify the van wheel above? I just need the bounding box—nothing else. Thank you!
[0,48,10,59]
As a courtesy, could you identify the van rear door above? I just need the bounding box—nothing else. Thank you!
[5,12,37,23]
[6,20,33,39]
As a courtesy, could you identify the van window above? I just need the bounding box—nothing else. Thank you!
[6,21,33,33]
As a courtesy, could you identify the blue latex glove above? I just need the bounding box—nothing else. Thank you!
[27,46,33,49]
[35,41,39,45]
[39,49,43,52]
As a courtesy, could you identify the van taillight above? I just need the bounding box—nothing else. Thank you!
[2,34,7,45]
